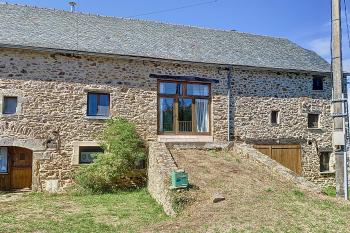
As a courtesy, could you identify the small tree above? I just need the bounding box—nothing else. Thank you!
[74,117,146,193]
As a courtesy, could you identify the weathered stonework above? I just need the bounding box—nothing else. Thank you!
[0,48,228,191]
[233,143,321,193]
[231,68,334,186]
[148,142,177,216]
[0,47,336,190]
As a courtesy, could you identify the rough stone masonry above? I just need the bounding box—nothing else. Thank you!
[0,47,334,191]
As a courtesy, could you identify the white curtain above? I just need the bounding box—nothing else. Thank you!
[196,99,209,132]
[0,147,8,173]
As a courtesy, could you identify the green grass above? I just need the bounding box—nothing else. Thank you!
[0,188,168,233]
[323,186,337,197]
[322,186,350,197]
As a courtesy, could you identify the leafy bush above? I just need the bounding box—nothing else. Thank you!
[74,117,146,193]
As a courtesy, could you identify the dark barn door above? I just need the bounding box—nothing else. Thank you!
[0,147,32,191]
[254,144,302,175]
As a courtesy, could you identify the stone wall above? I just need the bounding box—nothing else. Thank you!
[148,141,177,216]
[231,68,334,186]
[233,143,321,193]
[0,47,336,190]
[0,48,229,191]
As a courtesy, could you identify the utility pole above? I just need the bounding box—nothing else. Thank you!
[332,0,348,199]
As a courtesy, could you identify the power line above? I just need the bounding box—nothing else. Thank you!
[127,0,219,18]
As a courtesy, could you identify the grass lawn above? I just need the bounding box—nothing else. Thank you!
[0,188,168,233]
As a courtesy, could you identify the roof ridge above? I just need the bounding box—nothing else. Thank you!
[1,1,289,41]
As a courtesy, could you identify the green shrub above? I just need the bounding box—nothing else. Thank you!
[74,117,146,193]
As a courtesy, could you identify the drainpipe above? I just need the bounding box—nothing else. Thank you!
[227,65,233,142]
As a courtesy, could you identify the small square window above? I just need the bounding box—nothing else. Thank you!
[312,76,324,91]
[3,97,17,114]
[320,152,330,172]
[87,93,110,117]
[79,146,104,164]
[271,111,280,124]
[308,114,320,128]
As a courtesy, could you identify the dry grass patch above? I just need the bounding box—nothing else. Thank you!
[148,149,350,233]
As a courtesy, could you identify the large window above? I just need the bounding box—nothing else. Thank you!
[3,96,17,114]
[79,146,104,164]
[87,93,110,117]
[0,147,8,173]
[158,81,210,134]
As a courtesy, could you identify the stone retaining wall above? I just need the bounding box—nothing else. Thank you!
[233,143,321,193]
[148,142,177,216]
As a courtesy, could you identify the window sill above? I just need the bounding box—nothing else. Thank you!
[0,113,18,117]
[270,123,280,126]
[158,135,213,143]
[307,128,322,130]
[85,116,110,120]
[320,171,335,175]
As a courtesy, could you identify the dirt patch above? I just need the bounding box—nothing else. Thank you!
[147,149,350,233]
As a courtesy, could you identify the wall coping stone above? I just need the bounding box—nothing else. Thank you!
[233,142,321,193]
[148,141,178,216]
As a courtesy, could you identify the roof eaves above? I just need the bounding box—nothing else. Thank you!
[0,43,331,74]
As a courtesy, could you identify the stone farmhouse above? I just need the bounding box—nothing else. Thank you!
[0,3,335,192]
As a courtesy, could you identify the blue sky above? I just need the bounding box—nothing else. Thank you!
[3,0,350,71]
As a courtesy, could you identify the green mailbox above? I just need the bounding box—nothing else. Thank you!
[171,170,188,189]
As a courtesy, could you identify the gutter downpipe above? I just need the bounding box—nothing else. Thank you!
[227,65,234,142]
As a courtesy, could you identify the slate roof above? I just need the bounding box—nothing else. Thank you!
[0,3,330,73]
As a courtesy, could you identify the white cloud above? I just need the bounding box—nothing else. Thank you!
[309,37,331,57]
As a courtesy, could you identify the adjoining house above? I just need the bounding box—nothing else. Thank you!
[0,3,335,192]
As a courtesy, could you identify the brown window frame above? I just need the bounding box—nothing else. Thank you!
[157,80,211,135]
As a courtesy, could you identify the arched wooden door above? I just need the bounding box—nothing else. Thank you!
[9,147,33,189]
[0,147,32,190]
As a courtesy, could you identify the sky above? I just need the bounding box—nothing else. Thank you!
[3,0,350,71]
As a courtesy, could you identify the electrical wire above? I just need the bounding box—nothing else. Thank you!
[127,0,219,18]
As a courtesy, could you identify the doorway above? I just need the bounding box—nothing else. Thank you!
[0,147,33,190]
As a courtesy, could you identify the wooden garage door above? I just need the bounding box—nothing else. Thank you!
[254,144,302,175]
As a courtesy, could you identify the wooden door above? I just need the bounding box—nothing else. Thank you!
[9,147,32,190]
[254,144,302,175]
